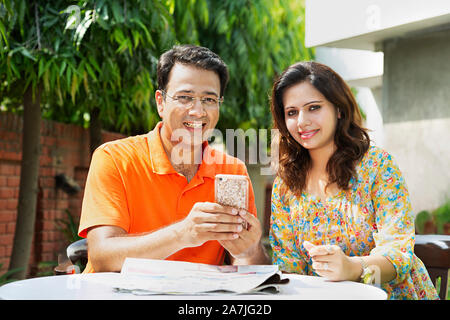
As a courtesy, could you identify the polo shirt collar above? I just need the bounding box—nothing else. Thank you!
[147,122,216,179]
[147,122,177,175]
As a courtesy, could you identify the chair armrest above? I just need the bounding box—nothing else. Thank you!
[67,238,88,265]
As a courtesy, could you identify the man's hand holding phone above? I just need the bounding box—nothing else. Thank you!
[177,202,245,248]
[177,174,268,264]
[213,174,265,263]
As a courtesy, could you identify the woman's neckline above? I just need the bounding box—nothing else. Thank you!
[301,188,345,204]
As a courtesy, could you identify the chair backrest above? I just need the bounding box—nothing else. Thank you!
[414,234,450,300]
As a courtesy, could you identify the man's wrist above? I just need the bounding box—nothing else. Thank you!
[170,220,190,250]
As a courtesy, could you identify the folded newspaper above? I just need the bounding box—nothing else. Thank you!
[103,258,288,295]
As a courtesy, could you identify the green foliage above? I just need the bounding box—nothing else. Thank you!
[1,0,312,134]
[35,260,58,277]
[35,210,87,277]
[0,263,24,285]
[0,0,175,134]
[55,209,83,244]
[433,200,450,234]
[415,210,432,234]
[172,0,314,131]
[351,87,367,121]
[415,200,450,234]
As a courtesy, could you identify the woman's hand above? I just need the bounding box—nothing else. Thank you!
[219,209,265,261]
[303,241,362,281]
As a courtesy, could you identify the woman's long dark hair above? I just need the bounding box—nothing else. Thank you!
[270,61,370,196]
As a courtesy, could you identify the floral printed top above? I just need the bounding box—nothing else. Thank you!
[270,145,439,300]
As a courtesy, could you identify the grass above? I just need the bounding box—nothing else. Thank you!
[0,263,24,286]
[435,276,450,300]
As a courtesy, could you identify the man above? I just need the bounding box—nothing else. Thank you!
[78,45,270,273]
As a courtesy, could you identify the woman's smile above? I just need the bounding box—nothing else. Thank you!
[299,129,320,140]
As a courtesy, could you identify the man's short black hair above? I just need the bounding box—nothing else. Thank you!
[157,44,229,97]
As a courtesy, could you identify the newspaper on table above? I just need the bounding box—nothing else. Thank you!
[96,258,289,295]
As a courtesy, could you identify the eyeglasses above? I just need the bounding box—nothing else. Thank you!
[161,90,223,109]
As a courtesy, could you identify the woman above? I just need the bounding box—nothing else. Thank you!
[269,61,438,299]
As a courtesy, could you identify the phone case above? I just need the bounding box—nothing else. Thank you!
[214,174,249,230]
[214,174,248,210]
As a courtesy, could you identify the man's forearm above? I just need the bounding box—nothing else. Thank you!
[88,222,186,272]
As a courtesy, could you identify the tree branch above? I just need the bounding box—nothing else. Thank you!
[124,0,127,23]
[34,1,41,50]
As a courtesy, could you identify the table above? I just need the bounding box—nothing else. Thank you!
[0,272,387,300]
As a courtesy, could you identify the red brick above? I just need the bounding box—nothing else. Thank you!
[0,188,15,199]
[0,200,8,210]
[0,234,13,245]
[6,176,20,187]
[0,113,125,268]
[41,242,57,253]
[42,221,55,231]
[43,210,55,220]
[52,231,62,242]
[39,167,56,177]
[39,155,53,166]
[50,232,59,242]
[0,132,18,140]
[6,199,18,210]
[4,245,12,256]
[41,253,54,261]
[0,246,6,258]
[39,177,54,188]
[42,188,55,199]
[56,200,69,210]
[0,258,9,270]
[55,190,68,200]
[55,210,66,220]
[0,211,16,223]
[41,232,50,242]
[7,222,15,233]
[0,151,21,161]
[43,136,57,146]
[41,199,55,209]
[0,164,15,175]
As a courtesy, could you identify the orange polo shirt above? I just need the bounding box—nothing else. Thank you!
[78,122,256,273]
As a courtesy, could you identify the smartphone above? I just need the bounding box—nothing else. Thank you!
[214,174,249,230]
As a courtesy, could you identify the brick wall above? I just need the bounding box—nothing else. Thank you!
[0,112,125,276]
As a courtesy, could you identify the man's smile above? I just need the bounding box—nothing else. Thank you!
[183,121,206,129]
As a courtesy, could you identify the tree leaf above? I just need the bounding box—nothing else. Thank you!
[71,74,78,103]
[111,1,124,24]
[0,19,9,49]
[19,47,37,61]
